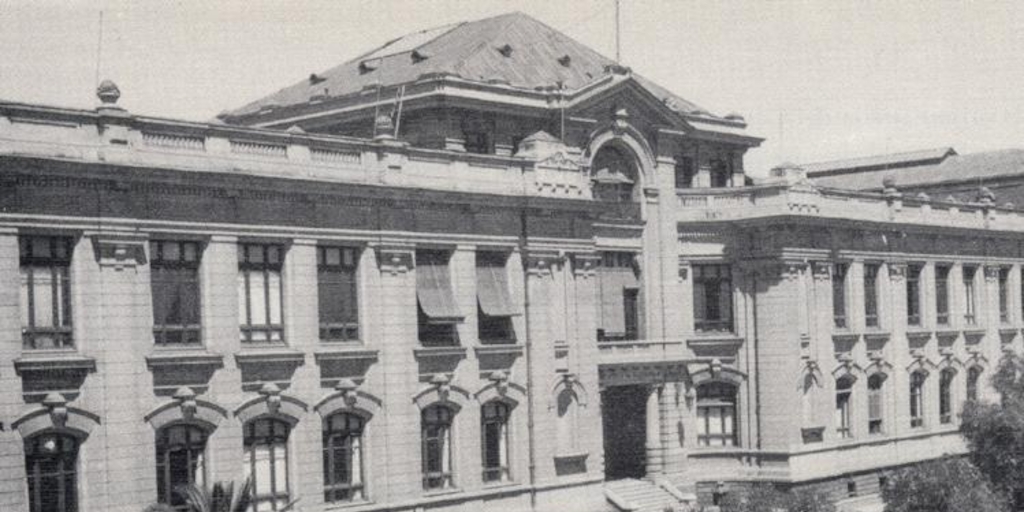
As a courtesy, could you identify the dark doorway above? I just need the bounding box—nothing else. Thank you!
[601,384,648,479]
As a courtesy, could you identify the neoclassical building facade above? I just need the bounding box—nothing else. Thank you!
[0,11,1020,512]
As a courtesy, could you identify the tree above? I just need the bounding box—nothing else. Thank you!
[960,355,1024,509]
[718,483,835,512]
[880,456,1007,512]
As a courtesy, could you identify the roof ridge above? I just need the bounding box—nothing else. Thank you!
[801,147,956,169]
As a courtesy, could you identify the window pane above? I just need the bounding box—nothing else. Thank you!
[32,268,55,328]
[250,272,267,326]
[267,271,282,325]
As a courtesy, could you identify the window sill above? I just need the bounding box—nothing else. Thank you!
[962,328,987,338]
[863,330,891,342]
[422,487,462,498]
[14,352,96,375]
[145,349,224,369]
[553,451,589,462]
[998,326,1018,336]
[314,346,379,363]
[831,331,860,342]
[474,344,524,357]
[414,346,467,359]
[234,347,306,365]
[687,333,744,348]
[323,498,373,510]
[905,328,934,340]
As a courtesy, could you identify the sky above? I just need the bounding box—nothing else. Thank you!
[2,0,1024,176]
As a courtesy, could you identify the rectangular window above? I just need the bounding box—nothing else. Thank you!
[417,250,462,346]
[20,236,73,350]
[936,265,950,326]
[906,265,922,327]
[832,263,848,328]
[238,243,284,344]
[864,263,880,328]
[422,406,454,490]
[999,267,1010,324]
[598,252,641,341]
[476,252,519,344]
[318,246,359,342]
[150,240,202,346]
[675,156,695,189]
[693,264,733,333]
[963,266,978,326]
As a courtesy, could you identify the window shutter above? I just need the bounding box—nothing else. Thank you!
[477,264,519,317]
[417,261,463,322]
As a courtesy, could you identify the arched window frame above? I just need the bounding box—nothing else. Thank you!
[243,417,292,511]
[967,365,983,402]
[322,412,367,504]
[867,373,887,435]
[910,371,927,428]
[480,400,512,483]
[835,375,856,439]
[695,381,739,447]
[155,423,210,511]
[25,431,80,512]
[421,404,456,491]
[939,368,958,424]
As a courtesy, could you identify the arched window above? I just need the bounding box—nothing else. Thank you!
[697,382,738,447]
[910,372,926,428]
[868,374,885,434]
[421,405,454,490]
[323,413,365,503]
[481,401,511,482]
[967,367,982,402]
[835,376,854,438]
[591,145,637,203]
[556,389,579,454]
[243,418,291,511]
[25,433,79,512]
[939,369,956,424]
[155,424,208,511]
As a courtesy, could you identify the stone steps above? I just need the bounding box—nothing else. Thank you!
[605,478,694,512]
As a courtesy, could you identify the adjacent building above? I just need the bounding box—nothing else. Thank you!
[1,11,1021,512]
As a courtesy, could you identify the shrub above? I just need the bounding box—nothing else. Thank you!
[880,457,1007,512]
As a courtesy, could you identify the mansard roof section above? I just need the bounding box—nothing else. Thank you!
[804,147,957,177]
[808,148,1024,191]
[218,11,752,139]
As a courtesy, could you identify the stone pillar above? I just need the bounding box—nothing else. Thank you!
[0,229,25,511]
[645,384,663,475]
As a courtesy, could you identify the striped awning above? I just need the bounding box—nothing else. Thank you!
[477,264,520,317]
[417,261,463,322]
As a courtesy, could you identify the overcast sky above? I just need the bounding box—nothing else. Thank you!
[3,0,1024,176]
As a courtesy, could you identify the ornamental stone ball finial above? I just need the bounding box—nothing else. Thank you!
[96,79,121,105]
[882,175,897,191]
[977,186,996,204]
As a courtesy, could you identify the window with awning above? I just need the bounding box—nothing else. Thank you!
[416,250,462,345]
[597,252,640,341]
[477,252,518,343]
